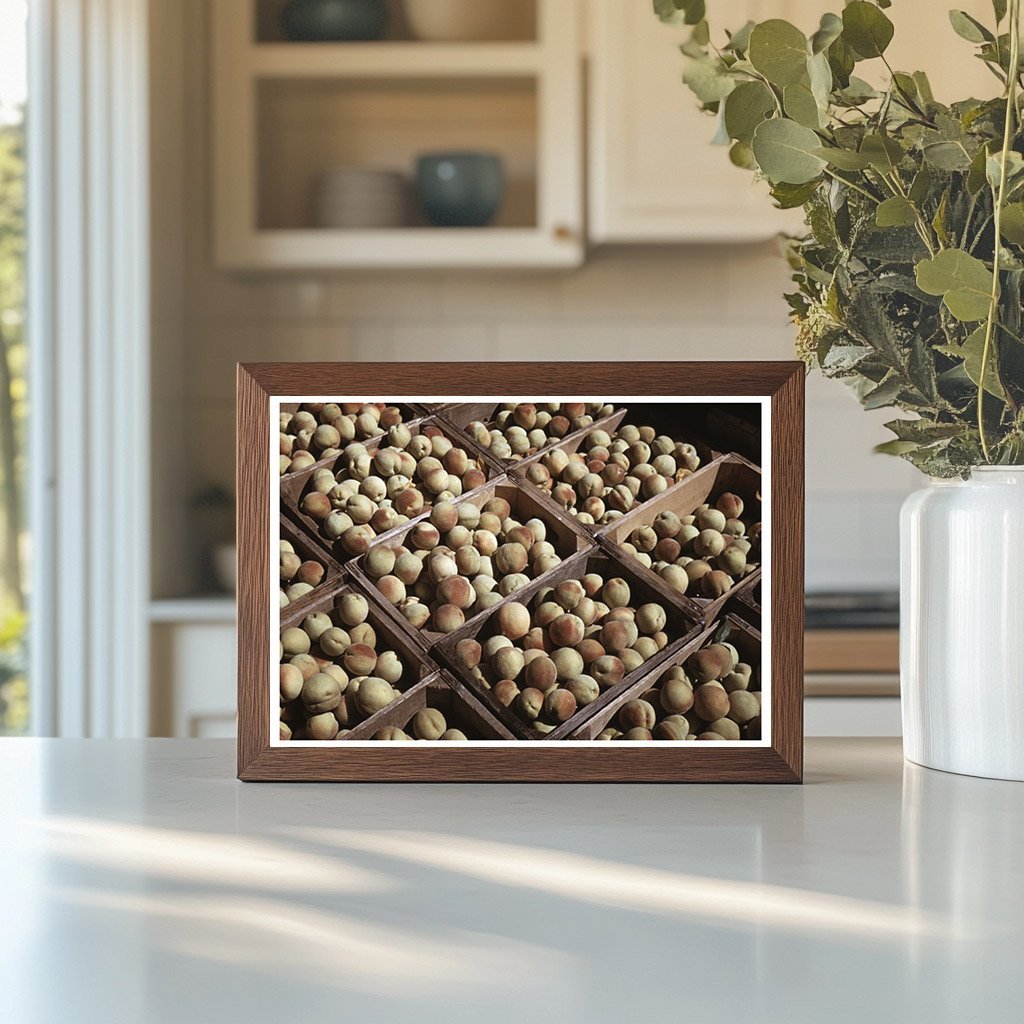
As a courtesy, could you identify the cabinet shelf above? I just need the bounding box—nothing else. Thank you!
[212,0,582,269]
[219,226,578,269]
[249,42,544,78]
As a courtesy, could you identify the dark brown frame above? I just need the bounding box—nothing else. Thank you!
[237,362,804,782]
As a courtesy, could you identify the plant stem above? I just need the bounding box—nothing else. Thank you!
[822,167,881,204]
[979,0,1021,462]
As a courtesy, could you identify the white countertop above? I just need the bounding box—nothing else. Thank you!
[1,738,1020,1023]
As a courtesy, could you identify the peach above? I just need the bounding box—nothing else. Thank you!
[618,699,656,731]
[515,687,544,722]
[660,678,694,715]
[437,574,474,610]
[591,655,625,689]
[599,619,639,653]
[496,601,531,640]
[553,580,586,610]
[693,682,730,721]
[543,688,577,723]
[492,679,520,707]
[455,638,482,669]
[524,655,558,692]
[434,604,466,633]
[548,613,585,648]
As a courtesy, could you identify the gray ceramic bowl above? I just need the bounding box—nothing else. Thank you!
[281,0,388,42]
[415,152,505,227]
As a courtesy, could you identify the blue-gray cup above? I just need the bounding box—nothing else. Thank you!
[415,152,505,227]
[281,0,388,41]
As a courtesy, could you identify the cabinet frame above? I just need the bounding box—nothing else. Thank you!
[211,0,583,268]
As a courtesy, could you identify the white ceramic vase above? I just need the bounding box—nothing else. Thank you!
[901,467,1024,781]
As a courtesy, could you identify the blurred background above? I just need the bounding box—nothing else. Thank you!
[0,0,997,739]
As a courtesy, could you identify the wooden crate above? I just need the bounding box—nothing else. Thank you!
[277,514,345,623]
[280,414,497,561]
[279,401,429,477]
[433,546,705,740]
[343,673,519,741]
[597,454,762,624]
[567,614,760,740]
[437,402,626,472]
[279,577,439,739]
[508,406,721,536]
[348,476,597,650]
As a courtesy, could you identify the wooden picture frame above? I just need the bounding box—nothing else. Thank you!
[237,362,804,782]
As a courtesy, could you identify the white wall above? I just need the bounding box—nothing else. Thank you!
[154,0,921,599]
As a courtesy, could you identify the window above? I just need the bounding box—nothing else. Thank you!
[0,0,27,734]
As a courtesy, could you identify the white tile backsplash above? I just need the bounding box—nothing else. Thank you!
[179,250,918,593]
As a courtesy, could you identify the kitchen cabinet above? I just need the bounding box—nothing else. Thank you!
[587,0,997,244]
[211,0,583,269]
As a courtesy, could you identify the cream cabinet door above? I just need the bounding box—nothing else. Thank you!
[586,0,998,244]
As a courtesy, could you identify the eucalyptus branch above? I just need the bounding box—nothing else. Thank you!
[978,0,1021,462]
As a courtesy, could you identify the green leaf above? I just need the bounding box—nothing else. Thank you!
[842,1,895,59]
[752,118,828,184]
[860,133,904,173]
[993,0,1008,23]
[810,12,843,54]
[784,80,824,129]
[874,439,921,455]
[967,143,992,193]
[724,20,755,52]
[808,51,833,108]
[922,140,973,171]
[827,35,855,88]
[909,165,933,205]
[913,71,935,104]
[771,180,820,209]
[653,0,705,25]
[941,325,1006,397]
[723,81,775,144]
[876,197,918,228]
[1000,203,1024,244]
[986,150,1024,191]
[748,20,809,86]
[915,249,994,321]
[729,140,757,169]
[682,57,736,103]
[862,374,903,409]
[884,418,963,443]
[948,10,994,43]
[814,146,872,170]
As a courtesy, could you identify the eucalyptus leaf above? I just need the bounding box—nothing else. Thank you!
[653,0,705,26]
[748,19,809,86]
[683,57,736,103]
[752,118,828,184]
[723,81,775,144]
[842,1,895,59]
[941,325,1006,397]
[771,180,819,209]
[1000,203,1024,244]
[808,52,833,109]
[784,80,825,129]
[861,133,904,173]
[729,140,757,169]
[724,20,755,52]
[948,10,994,44]
[874,438,921,455]
[876,197,918,228]
[814,146,872,170]
[810,12,843,54]
[993,0,1008,23]
[827,36,856,89]
[923,140,973,171]
[915,249,994,321]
